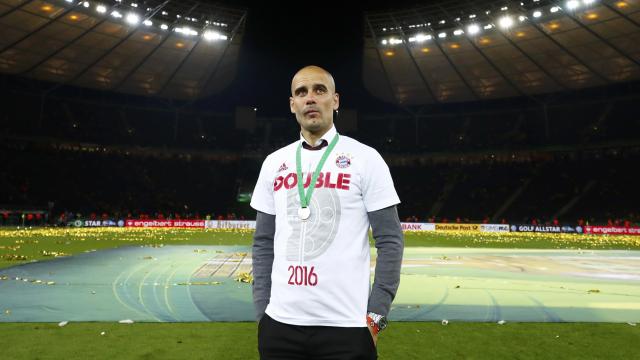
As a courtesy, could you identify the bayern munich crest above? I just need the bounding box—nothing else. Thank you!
[335,154,352,169]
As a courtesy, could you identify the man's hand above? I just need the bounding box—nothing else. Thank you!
[367,324,378,347]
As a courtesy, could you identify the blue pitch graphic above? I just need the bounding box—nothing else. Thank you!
[1,246,639,323]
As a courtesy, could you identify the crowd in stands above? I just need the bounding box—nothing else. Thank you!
[2,84,639,228]
[1,142,638,227]
[3,84,639,156]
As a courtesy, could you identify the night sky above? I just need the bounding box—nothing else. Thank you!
[212,0,420,116]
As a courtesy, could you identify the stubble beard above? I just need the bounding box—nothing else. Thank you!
[299,115,329,135]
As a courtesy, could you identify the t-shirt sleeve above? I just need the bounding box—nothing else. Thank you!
[362,148,400,212]
[250,156,276,215]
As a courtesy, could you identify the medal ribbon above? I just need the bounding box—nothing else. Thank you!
[296,133,339,209]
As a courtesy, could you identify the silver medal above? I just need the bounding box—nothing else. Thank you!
[298,207,311,221]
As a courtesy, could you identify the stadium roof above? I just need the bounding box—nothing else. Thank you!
[364,0,640,104]
[0,0,246,100]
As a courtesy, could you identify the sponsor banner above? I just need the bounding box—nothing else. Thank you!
[510,224,561,233]
[510,224,569,233]
[510,224,586,234]
[480,224,510,233]
[125,220,206,228]
[205,220,257,229]
[69,220,123,227]
[400,223,435,231]
[584,226,640,236]
[560,225,584,234]
[434,223,482,232]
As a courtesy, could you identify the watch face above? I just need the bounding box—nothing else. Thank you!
[378,316,388,329]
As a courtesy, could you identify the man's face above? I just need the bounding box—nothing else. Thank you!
[290,67,339,135]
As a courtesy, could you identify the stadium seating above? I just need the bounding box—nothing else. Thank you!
[1,76,639,226]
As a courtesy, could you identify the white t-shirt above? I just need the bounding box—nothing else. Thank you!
[250,125,400,327]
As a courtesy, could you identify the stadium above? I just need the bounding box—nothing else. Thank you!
[1,0,639,358]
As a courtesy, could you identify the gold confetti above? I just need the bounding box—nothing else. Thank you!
[41,250,69,257]
[235,272,253,284]
[2,254,28,261]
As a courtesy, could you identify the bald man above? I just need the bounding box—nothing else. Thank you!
[251,65,404,360]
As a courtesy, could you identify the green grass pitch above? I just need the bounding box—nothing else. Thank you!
[1,227,639,359]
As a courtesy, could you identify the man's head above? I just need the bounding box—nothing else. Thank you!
[290,65,339,136]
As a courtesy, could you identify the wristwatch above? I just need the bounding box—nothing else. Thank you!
[366,312,388,335]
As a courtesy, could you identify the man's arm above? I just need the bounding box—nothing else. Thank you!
[367,205,404,316]
[252,211,275,321]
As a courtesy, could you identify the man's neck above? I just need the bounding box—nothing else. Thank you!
[301,127,330,147]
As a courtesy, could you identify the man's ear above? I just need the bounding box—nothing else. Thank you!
[333,93,339,111]
[290,97,295,114]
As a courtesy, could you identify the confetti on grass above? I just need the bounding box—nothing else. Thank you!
[41,250,69,257]
[235,272,253,284]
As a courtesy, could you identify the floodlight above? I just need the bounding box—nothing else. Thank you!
[499,16,514,28]
[566,0,580,10]
[467,24,480,35]
[203,30,220,40]
[125,13,139,25]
